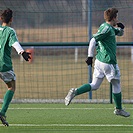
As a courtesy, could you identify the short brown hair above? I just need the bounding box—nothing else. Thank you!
[0,8,13,23]
[104,8,118,21]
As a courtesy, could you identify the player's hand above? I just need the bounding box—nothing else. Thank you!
[117,22,125,29]
[85,57,93,66]
[22,51,31,61]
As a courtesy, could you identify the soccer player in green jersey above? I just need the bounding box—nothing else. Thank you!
[0,8,31,126]
[65,8,130,117]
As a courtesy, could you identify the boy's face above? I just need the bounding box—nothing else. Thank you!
[113,13,118,26]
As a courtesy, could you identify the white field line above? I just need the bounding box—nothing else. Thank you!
[8,107,133,110]
[0,124,133,127]
[3,108,132,127]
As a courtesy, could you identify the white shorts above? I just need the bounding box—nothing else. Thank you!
[0,70,16,83]
[93,59,120,82]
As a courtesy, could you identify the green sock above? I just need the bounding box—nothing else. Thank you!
[76,84,91,95]
[113,92,122,109]
[0,90,14,116]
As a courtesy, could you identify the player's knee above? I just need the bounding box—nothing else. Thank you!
[6,80,16,92]
[111,79,121,93]
[90,84,99,91]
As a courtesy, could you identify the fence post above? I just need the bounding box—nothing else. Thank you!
[88,65,92,99]
[88,0,92,99]
[110,83,113,103]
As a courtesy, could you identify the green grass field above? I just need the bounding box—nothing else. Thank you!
[0,103,132,133]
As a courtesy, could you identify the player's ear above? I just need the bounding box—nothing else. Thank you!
[10,17,13,22]
[9,18,13,23]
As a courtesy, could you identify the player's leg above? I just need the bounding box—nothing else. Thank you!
[111,79,130,117]
[65,76,104,106]
[0,80,15,126]
[103,63,121,108]
[1,80,15,116]
[76,76,104,95]
[111,79,122,109]
[0,70,16,126]
[104,63,130,117]
[65,59,104,106]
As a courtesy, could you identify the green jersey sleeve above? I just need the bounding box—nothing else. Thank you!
[114,28,119,35]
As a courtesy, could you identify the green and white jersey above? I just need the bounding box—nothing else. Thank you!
[93,22,120,64]
[0,25,18,72]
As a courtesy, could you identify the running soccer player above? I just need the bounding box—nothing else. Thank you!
[65,7,130,117]
[0,8,31,126]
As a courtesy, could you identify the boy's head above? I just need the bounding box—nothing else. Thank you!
[0,8,13,24]
[104,8,118,22]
